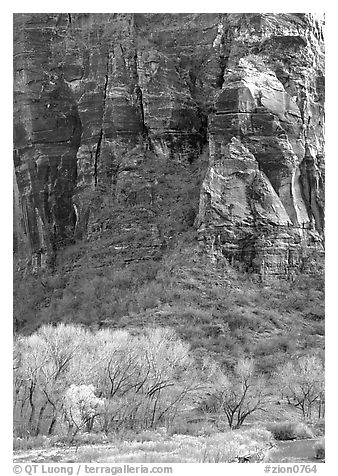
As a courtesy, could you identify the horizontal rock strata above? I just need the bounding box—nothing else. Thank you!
[13,13,324,276]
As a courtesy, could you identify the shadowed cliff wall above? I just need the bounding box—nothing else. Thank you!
[13,13,324,276]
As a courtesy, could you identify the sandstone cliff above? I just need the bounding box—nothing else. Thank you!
[13,13,324,276]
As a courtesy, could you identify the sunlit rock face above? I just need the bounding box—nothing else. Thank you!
[13,13,324,276]
[197,14,324,276]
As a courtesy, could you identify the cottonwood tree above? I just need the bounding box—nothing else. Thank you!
[89,329,144,432]
[63,384,104,442]
[137,328,205,429]
[277,355,324,419]
[14,324,213,437]
[206,358,269,429]
[14,324,87,435]
[94,328,205,432]
[14,333,48,435]
[35,324,85,434]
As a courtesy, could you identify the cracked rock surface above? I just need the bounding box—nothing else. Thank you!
[13,13,324,276]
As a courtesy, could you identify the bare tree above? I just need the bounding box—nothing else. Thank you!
[207,359,268,429]
[14,324,85,436]
[277,355,324,419]
[14,324,215,437]
[95,328,205,431]
[13,334,49,435]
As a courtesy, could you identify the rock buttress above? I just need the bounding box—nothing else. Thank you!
[197,13,324,276]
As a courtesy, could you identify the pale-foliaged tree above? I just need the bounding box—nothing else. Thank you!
[277,355,324,419]
[14,324,212,436]
[94,327,206,432]
[63,384,104,441]
[203,358,269,429]
[13,324,84,436]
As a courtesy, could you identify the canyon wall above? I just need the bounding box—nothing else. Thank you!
[13,13,324,276]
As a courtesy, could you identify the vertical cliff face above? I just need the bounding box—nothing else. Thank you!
[13,13,324,276]
[14,14,82,267]
[197,14,325,275]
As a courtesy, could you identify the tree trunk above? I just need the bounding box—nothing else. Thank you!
[35,402,47,436]
[48,416,56,435]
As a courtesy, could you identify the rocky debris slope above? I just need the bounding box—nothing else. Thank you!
[13,13,324,276]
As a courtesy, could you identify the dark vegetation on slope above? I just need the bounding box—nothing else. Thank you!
[14,229,324,375]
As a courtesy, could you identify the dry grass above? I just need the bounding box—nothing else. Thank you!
[72,428,273,463]
[14,428,273,464]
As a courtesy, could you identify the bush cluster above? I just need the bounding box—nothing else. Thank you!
[267,421,314,440]
[314,438,325,459]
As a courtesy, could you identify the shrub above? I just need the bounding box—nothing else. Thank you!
[13,435,51,451]
[179,427,272,463]
[314,438,325,459]
[267,422,295,440]
[267,421,314,440]
[293,423,315,439]
[168,420,216,437]
[132,430,163,442]
[134,282,166,310]
[68,432,109,446]
[72,447,109,462]
[255,335,296,356]
[243,427,274,444]
[313,418,325,436]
